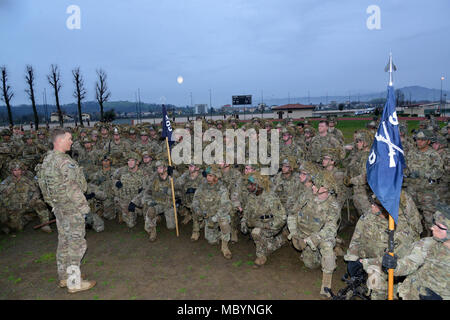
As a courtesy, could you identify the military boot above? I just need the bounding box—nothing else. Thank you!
[190,231,200,241]
[253,255,267,268]
[148,227,157,242]
[67,280,96,293]
[41,225,52,233]
[320,272,333,297]
[221,240,232,259]
[59,274,86,288]
[182,214,192,225]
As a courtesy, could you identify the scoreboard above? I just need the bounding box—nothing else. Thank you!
[232,95,252,105]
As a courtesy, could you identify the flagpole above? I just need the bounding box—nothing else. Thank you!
[387,215,395,300]
[165,136,180,237]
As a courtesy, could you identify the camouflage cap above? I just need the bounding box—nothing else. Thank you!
[82,137,92,144]
[205,165,222,178]
[2,129,12,136]
[127,151,141,162]
[23,133,33,140]
[246,171,270,191]
[91,130,99,136]
[142,151,152,157]
[321,148,340,161]
[414,130,432,140]
[140,130,148,136]
[113,127,120,135]
[9,160,25,171]
[312,170,337,192]
[129,128,136,134]
[432,135,447,147]
[281,156,298,170]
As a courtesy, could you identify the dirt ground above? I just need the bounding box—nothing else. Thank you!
[0,214,354,300]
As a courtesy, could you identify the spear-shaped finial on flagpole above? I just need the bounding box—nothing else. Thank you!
[385,52,397,86]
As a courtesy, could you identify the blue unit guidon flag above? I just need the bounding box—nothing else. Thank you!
[366,85,405,224]
[161,104,175,149]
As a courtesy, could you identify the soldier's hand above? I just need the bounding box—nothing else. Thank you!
[138,187,143,193]
[381,252,397,273]
[419,288,443,300]
[292,236,306,251]
[85,192,95,200]
[128,202,136,212]
[167,166,174,177]
[343,176,352,186]
[115,180,123,189]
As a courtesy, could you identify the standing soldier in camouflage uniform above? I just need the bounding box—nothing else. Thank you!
[0,160,52,234]
[327,116,344,144]
[431,135,449,204]
[192,166,233,259]
[241,172,286,267]
[405,130,444,235]
[344,191,422,300]
[37,128,96,293]
[131,159,174,241]
[71,128,87,159]
[113,152,143,228]
[77,137,102,179]
[272,157,299,210]
[380,204,450,300]
[309,119,345,163]
[98,125,111,150]
[175,161,203,227]
[105,127,132,167]
[287,170,340,297]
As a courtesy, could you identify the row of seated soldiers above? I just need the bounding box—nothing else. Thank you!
[0,116,449,299]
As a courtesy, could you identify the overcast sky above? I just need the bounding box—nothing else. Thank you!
[1,0,449,107]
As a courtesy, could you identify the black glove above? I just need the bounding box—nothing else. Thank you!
[175,197,182,207]
[186,188,196,194]
[138,187,143,193]
[419,288,443,300]
[85,192,95,200]
[168,166,174,177]
[84,212,93,229]
[381,252,397,273]
[202,170,207,178]
[115,180,123,189]
[346,260,364,278]
[128,202,136,212]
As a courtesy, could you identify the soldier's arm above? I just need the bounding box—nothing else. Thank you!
[427,152,444,180]
[217,187,232,219]
[393,238,434,277]
[268,195,286,231]
[344,218,364,261]
[59,160,90,213]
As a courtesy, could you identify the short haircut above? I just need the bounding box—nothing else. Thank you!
[51,128,70,143]
[319,119,329,126]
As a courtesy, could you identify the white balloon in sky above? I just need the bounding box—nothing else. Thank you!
[177,76,184,84]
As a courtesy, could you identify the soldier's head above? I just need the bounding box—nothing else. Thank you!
[311,171,336,199]
[246,172,269,194]
[113,127,120,141]
[79,129,87,137]
[431,203,450,242]
[188,162,200,173]
[414,130,431,149]
[280,158,295,175]
[148,126,157,138]
[155,160,167,174]
[204,165,220,185]
[37,130,46,140]
[82,137,93,150]
[100,126,109,136]
[2,129,12,141]
[129,128,137,140]
[127,152,140,169]
[432,135,447,151]
[296,122,304,134]
[91,130,99,142]
[9,161,24,178]
[354,132,368,150]
[24,134,33,145]
[244,163,258,175]
[142,151,152,164]
[281,128,292,142]
[328,116,337,128]
[367,120,377,130]
[318,120,329,135]
[304,128,312,138]
[299,161,317,187]
[140,130,149,142]
[321,149,337,169]
[51,128,72,153]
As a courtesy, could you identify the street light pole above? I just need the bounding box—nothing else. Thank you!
[440,76,445,115]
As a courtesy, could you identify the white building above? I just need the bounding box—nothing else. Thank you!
[195,104,208,114]
[271,104,316,119]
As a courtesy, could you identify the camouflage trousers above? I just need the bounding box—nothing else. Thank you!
[300,240,337,274]
[407,183,440,233]
[143,204,176,233]
[1,200,50,231]
[92,197,116,221]
[116,198,142,228]
[53,208,87,282]
[250,227,285,258]
[204,215,231,244]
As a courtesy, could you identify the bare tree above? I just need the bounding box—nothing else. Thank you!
[0,66,14,127]
[72,67,86,127]
[47,64,63,127]
[25,65,39,129]
[95,69,111,122]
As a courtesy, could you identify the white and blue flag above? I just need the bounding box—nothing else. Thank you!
[366,86,405,224]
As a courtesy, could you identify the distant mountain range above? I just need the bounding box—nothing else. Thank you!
[1,86,448,117]
[263,86,450,106]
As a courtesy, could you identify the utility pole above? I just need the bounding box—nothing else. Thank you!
[209,89,212,120]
